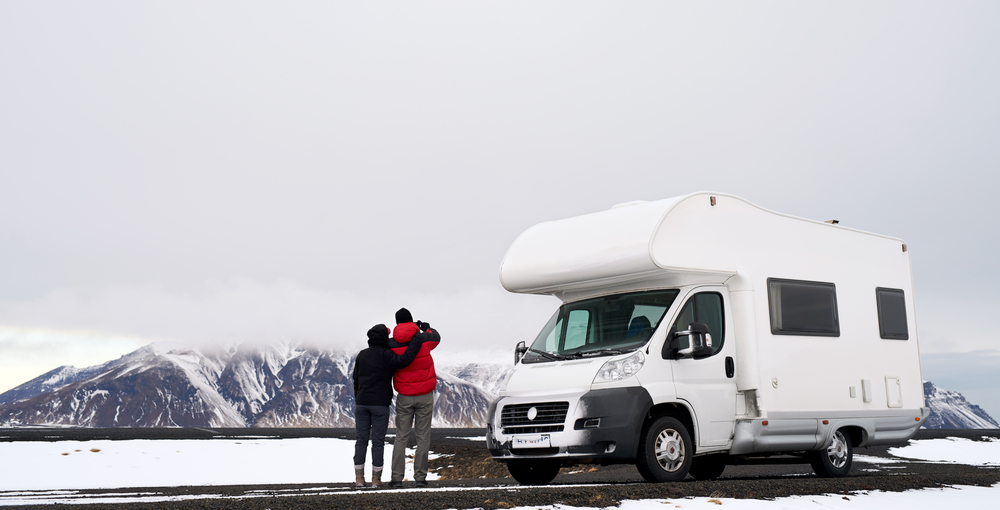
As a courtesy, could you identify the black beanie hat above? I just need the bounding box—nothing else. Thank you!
[367,324,390,347]
[395,307,413,324]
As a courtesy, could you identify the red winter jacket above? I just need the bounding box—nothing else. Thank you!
[389,323,441,396]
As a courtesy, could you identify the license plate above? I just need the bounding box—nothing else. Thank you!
[512,434,551,448]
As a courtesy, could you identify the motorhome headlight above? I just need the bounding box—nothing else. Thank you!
[594,351,645,383]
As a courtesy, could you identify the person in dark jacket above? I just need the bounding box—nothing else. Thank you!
[352,324,423,488]
[387,307,441,488]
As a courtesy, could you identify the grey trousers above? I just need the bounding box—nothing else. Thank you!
[391,392,434,482]
[354,404,390,468]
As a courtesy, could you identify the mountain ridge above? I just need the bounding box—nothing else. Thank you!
[2,344,996,430]
[923,380,999,429]
[0,341,509,428]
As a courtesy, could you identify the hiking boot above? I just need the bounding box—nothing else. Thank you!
[415,480,428,488]
[354,468,368,488]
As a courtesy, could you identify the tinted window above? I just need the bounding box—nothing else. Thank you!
[524,289,679,362]
[564,310,591,349]
[876,288,908,340]
[670,292,725,355]
[768,278,839,336]
[540,315,563,352]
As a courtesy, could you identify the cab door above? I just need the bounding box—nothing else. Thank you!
[665,287,737,448]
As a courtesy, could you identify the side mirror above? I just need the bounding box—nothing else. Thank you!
[514,341,528,365]
[671,322,714,359]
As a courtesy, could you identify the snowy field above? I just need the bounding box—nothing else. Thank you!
[0,436,998,507]
[0,436,437,491]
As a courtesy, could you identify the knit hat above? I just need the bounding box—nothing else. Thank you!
[395,307,413,324]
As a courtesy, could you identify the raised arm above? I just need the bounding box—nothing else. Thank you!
[413,324,440,350]
[383,336,424,369]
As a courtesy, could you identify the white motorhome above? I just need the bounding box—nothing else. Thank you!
[486,192,928,484]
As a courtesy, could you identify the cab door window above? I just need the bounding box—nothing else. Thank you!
[668,292,725,356]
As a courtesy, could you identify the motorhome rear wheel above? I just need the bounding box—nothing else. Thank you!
[809,429,853,477]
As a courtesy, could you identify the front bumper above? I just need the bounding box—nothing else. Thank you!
[486,386,653,464]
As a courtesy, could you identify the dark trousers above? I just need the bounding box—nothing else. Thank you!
[354,404,390,468]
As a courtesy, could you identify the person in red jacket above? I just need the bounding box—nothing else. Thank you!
[387,307,441,488]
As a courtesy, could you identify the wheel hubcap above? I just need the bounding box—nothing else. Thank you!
[654,429,685,472]
[827,431,848,468]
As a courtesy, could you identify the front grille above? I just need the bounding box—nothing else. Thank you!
[503,424,564,435]
[500,402,569,434]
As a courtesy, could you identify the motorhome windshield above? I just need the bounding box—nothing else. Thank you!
[523,290,679,363]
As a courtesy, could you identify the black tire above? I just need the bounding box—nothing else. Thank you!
[507,460,560,485]
[636,416,693,482]
[689,454,727,480]
[810,429,853,478]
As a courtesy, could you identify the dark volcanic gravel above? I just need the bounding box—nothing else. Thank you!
[2,428,998,509]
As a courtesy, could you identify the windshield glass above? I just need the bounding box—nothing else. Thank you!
[523,289,679,363]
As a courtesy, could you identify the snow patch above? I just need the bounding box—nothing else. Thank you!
[889,436,1000,466]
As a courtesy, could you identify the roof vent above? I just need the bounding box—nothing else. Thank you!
[825,219,840,225]
[612,200,649,210]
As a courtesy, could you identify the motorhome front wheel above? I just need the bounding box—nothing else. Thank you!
[636,416,693,482]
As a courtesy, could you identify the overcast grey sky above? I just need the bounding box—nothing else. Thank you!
[1,2,998,415]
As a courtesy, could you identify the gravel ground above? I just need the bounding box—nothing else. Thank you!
[2,428,999,509]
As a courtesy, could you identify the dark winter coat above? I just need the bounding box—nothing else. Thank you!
[352,324,424,406]
[388,323,441,396]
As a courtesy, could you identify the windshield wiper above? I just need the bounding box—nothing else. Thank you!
[527,348,573,361]
[575,348,635,357]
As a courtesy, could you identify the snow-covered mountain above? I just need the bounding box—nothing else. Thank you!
[440,362,513,399]
[8,348,992,430]
[0,341,512,428]
[0,344,166,407]
[923,381,999,429]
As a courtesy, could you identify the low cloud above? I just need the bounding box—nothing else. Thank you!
[0,278,558,392]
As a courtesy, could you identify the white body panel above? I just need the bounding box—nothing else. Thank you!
[498,192,925,423]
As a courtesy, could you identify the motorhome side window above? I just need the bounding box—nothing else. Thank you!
[876,287,908,340]
[668,292,725,356]
[767,278,840,337]
[524,289,679,363]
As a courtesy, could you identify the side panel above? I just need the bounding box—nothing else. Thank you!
[651,194,923,419]
[730,407,930,455]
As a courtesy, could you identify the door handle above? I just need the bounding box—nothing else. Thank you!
[725,357,735,378]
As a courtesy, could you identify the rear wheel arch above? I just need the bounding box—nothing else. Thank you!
[839,425,867,448]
